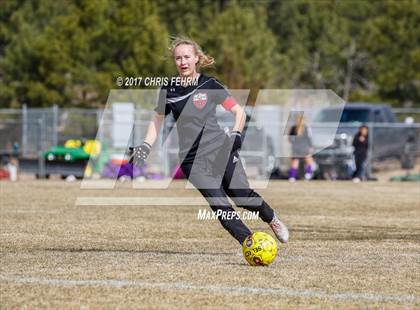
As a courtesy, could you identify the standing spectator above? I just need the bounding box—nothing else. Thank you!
[352,125,369,182]
[288,115,314,181]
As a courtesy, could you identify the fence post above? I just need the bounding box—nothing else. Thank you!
[262,127,268,179]
[161,123,169,177]
[367,123,374,179]
[52,105,58,146]
[37,117,46,178]
[96,109,104,144]
[22,104,27,157]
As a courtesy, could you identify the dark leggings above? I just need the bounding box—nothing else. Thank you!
[353,155,367,179]
[181,150,274,244]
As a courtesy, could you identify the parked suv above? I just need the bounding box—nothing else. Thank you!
[313,103,419,178]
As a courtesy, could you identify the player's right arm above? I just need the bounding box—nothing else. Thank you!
[129,86,169,166]
[144,113,164,146]
[129,113,164,166]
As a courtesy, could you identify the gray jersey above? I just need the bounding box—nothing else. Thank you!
[155,74,234,162]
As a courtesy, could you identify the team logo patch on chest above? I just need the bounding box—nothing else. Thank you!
[192,92,207,109]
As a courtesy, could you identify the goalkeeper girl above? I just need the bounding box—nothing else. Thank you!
[129,37,288,245]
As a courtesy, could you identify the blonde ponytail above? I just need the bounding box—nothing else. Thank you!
[169,36,215,68]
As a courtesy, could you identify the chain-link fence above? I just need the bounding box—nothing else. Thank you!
[0,106,101,158]
[0,106,419,179]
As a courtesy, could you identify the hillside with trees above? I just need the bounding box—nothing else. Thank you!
[0,0,418,108]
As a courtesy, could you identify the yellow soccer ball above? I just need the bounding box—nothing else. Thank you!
[242,232,278,266]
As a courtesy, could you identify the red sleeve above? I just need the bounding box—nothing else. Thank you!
[221,96,237,111]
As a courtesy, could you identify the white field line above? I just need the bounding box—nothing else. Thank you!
[79,179,269,189]
[0,210,59,214]
[75,197,261,206]
[75,197,209,206]
[75,197,266,207]
[0,275,419,303]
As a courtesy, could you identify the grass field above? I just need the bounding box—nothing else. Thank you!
[1,180,419,309]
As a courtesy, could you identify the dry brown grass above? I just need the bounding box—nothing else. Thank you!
[1,180,419,309]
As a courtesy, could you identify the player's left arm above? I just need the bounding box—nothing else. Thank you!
[230,103,246,133]
[219,94,246,133]
[214,78,246,151]
[222,98,246,153]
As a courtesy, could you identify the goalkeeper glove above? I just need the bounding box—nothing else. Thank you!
[230,131,242,153]
[128,142,151,166]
